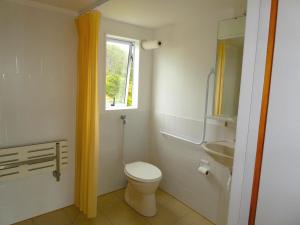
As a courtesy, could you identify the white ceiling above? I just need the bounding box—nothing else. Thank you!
[30,0,247,28]
[98,0,246,28]
[29,0,95,11]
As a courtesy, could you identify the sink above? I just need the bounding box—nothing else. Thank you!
[201,140,235,171]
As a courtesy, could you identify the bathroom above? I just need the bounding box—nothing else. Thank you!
[2,0,298,225]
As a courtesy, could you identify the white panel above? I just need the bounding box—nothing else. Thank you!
[255,1,300,225]
[218,16,246,40]
[228,0,272,224]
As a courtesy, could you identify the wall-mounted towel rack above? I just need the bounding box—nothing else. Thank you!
[0,140,68,182]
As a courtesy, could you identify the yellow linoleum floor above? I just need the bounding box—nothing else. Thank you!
[14,189,214,225]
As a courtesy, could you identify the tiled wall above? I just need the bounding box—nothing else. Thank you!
[0,1,77,224]
[98,18,154,195]
[150,3,240,223]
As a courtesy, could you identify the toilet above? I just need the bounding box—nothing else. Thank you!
[124,161,162,217]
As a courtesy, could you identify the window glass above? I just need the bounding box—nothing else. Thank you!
[105,37,137,109]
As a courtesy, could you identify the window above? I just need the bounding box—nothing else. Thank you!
[105,35,139,110]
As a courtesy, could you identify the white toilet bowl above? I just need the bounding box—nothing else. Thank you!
[124,161,162,217]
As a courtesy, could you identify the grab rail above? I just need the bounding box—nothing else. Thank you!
[160,131,203,145]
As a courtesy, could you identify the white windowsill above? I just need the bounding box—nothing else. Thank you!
[105,106,138,111]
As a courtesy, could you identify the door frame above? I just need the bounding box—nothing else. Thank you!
[248,0,278,224]
[227,0,278,224]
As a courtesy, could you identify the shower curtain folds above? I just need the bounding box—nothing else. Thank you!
[75,10,101,218]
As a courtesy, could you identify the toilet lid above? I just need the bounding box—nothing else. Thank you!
[125,161,162,183]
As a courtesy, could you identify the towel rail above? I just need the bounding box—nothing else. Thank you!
[0,156,56,170]
[0,140,68,182]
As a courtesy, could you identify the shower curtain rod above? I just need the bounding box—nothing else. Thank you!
[78,0,109,15]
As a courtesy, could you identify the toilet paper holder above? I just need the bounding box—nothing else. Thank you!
[198,159,210,176]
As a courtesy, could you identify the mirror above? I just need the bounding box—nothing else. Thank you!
[213,17,245,118]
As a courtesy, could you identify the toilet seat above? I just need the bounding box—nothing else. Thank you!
[125,161,162,183]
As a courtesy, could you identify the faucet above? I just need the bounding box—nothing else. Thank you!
[120,115,127,125]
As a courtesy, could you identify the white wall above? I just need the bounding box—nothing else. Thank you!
[229,1,300,224]
[150,5,241,224]
[228,0,271,224]
[255,1,300,224]
[0,2,154,223]
[98,18,154,195]
[0,0,251,224]
[0,1,77,225]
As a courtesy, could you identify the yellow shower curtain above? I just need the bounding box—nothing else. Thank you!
[214,41,226,115]
[75,11,100,218]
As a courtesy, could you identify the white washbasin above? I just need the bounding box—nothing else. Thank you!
[201,140,235,171]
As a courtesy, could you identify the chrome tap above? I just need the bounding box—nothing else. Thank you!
[120,115,127,125]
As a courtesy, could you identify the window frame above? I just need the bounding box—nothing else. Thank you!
[105,35,140,111]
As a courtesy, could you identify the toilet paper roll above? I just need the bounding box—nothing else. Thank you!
[198,166,209,176]
[141,40,162,50]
